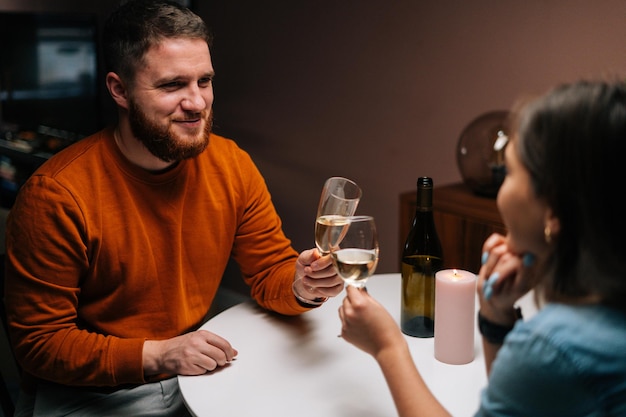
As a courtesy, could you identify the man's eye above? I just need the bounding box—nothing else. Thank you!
[161,81,184,90]
[198,77,213,87]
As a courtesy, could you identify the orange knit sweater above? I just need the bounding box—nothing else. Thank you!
[5,127,308,388]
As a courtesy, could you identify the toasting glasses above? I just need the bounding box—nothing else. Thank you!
[292,177,362,304]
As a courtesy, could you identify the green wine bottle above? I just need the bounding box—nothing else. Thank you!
[400,177,444,338]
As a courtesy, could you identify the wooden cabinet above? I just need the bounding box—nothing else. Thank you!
[399,183,506,274]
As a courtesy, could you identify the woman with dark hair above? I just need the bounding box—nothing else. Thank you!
[339,79,626,416]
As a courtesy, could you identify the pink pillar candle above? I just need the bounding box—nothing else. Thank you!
[434,269,477,365]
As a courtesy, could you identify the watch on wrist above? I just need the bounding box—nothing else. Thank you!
[477,307,523,344]
[294,294,327,307]
[293,289,328,307]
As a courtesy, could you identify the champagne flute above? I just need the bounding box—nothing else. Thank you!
[293,177,361,304]
[329,215,379,289]
[314,177,362,255]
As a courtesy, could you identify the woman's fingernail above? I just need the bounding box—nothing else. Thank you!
[487,272,499,285]
[483,284,493,300]
[483,272,499,300]
[522,253,536,267]
[481,251,489,265]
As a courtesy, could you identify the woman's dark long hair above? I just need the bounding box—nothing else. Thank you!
[516,80,626,311]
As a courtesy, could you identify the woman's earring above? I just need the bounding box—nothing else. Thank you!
[544,226,552,243]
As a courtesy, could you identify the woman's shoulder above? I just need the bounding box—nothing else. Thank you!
[484,303,626,415]
[526,303,626,341]
[510,303,626,369]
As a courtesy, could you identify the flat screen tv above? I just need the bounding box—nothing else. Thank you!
[0,11,102,137]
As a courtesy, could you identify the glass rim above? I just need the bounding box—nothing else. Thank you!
[324,176,362,200]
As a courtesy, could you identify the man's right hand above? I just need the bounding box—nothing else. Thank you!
[143,330,238,376]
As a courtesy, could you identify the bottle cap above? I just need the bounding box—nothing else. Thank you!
[417,177,433,209]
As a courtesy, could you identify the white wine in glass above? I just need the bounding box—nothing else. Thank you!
[315,215,351,256]
[314,177,362,255]
[330,216,379,289]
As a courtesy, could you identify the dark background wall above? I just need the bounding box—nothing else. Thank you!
[2,0,626,273]
[198,1,626,273]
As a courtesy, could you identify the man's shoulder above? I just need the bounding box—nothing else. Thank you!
[203,132,254,166]
[207,132,242,152]
[35,128,111,177]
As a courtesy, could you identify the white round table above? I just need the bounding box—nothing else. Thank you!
[179,273,536,417]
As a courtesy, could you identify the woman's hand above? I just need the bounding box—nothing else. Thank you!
[477,233,535,325]
[338,285,405,358]
[339,286,451,416]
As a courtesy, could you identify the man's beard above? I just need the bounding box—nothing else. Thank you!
[128,99,212,163]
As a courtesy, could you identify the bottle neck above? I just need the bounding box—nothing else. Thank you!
[416,186,433,212]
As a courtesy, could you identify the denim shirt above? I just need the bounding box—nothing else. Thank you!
[475,303,626,416]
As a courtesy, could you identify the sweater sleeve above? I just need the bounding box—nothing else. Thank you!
[227,150,309,315]
[5,176,147,387]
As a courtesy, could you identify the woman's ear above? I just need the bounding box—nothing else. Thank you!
[544,209,561,240]
[105,72,129,110]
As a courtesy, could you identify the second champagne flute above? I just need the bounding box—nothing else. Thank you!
[329,215,379,289]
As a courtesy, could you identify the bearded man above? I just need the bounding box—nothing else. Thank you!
[4,1,342,415]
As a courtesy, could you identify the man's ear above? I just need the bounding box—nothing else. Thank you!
[105,72,129,110]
